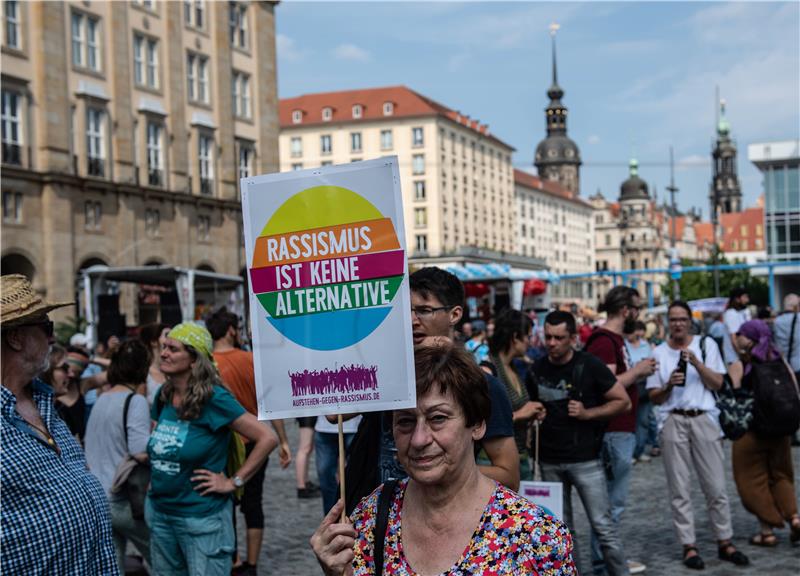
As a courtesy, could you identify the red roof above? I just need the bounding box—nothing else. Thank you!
[514,169,590,206]
[693,207,764,252]
[279,85,514,150]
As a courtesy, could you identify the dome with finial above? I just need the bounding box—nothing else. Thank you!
[620,157,649,201]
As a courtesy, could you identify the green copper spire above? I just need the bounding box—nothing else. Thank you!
[717,99,730,136]
[629,157,639,177]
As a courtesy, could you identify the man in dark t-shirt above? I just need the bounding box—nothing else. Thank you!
[529,310,631,576]
[585,286,656,575]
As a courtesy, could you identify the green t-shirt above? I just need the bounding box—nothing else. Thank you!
[147,386,245,516]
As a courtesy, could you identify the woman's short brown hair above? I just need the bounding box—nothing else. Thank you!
[107,339,151,386]
[414,342,491,428]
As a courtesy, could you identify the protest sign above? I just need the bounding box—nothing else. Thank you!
[241,157,415,420]
[519,480,563,520]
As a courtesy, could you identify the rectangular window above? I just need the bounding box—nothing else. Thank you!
[84,200,102,231]
[290,137,302,158]
[380,129,393,150]
[4,0,20,49]
[2,191,22,223]
[320,134,332,155]
[146,121,163,186]
[198,133,214,195]
[412,154,425,175]
[134,34,158,89]
[145,208,160,237]
[86,107,105,177]
[1,90,22,165]
[414,207,427,228]
[414,180,426,201]
[197,214,210,241]
[291,163,302,171]
[232,72,251,118]
[238,142,253,180]
[350,132,362,153]
[229,2,248,49]
[186,52,209,104]
[415,234,427,253]
[184,0,204,28]
[412,127,424,147]
[71,12,101,71]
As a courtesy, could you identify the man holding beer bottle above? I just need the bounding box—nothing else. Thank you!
[647,300,749,571]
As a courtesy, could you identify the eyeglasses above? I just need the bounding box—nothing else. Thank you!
[410,306,453,319]
[54,363,69,372]
[21,320,54,338]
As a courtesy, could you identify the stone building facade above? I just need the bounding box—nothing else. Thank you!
[1,1,279,324]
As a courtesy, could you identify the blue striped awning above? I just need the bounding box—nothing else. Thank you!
[444,263,558,283]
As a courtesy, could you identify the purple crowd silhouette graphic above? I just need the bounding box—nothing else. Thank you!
[289,364,379,397]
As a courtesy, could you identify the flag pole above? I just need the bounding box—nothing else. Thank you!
[338,414,347,523]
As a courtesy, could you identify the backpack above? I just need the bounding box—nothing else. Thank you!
[746,359,800,438]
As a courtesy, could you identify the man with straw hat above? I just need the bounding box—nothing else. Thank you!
[1,274,118,575]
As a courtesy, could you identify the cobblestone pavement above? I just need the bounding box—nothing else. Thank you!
[241,425,800,575]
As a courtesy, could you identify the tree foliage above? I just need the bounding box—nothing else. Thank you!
[661,252,769,304]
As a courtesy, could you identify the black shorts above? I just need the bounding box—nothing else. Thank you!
[296,416,316,428]
[239,443,268,529]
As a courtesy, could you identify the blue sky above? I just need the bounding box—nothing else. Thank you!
[275,1,799,216]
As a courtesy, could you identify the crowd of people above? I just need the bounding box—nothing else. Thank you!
[2,269,800,575]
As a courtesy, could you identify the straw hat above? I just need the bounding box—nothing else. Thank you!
[1,274,73,328]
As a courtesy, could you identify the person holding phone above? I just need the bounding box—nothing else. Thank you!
[647,300,749,570]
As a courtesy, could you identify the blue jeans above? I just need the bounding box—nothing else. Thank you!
[145,497,234,576]
[315,430,356,515]
[634,383,659,459]
[590,432,636,575]
[110,499,150,572]
[540,459,630,576]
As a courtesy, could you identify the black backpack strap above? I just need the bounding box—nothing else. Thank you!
[789,313,798,361]
[700,335,707,364]
[373,479,398,576]
[122,392,134,452]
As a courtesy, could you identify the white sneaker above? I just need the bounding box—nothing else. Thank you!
[637,454,652,463]
[627,560,647,574]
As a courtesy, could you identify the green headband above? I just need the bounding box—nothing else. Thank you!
[167,322,214,359]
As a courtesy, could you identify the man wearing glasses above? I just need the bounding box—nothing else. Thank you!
[647,300,749,570]
[0,274,118,575]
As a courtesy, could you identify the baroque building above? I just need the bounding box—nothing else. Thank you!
[710,99,743,215]
[1,1,279,324]
[534,29,581,196]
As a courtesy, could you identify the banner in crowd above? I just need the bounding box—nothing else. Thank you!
[519,480,563,520]
[241,157,415,419]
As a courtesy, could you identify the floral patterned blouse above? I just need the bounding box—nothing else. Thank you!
[350,478,576,575]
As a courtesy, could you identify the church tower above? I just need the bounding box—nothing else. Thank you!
[710,99,742,215]
[534,24,581,196]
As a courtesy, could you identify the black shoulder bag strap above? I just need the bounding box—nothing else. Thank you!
[122,392,134,453]
[374,478,398,576]
[789,313,798,361]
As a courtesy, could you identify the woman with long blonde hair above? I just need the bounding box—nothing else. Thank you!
[146,322,277,575]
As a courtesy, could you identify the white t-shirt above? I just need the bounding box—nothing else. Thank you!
[646,336,726,432]
[315,414,362,434]
[723,307,751,335]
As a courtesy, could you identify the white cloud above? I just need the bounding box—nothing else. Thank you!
[587,134,601,145]
[276,34,306,62]
[676,154,709,172]
[334,43,372,62]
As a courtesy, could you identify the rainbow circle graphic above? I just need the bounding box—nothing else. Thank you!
[249,186,405,351]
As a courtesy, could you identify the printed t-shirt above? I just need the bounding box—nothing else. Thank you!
[214,348,257,415]
[646,336,725,432]
[350,478,576,575]
[147,386,245,516]
[585,328,636,433]
[530,351,616,463]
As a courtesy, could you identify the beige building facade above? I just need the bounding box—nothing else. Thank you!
[278,86,517,262]
[1,0,279,324]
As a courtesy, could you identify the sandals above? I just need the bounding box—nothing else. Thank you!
[791,516,800,544]
[682,546,705,570]
[718,541,750,566]
[749,532,778,547]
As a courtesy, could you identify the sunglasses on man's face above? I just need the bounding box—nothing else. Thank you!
[22,320,55,338]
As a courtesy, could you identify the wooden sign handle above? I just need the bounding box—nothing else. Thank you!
[338,414,347,523]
